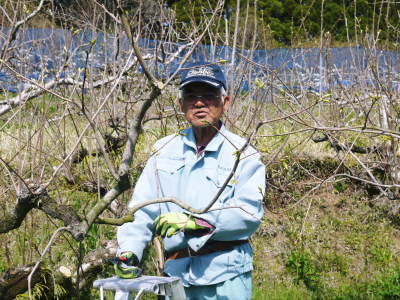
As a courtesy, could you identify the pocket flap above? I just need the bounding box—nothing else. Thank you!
[156,158,185,174]
[206,169,235,188]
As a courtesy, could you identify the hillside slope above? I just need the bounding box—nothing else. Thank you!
[253,155,400,299]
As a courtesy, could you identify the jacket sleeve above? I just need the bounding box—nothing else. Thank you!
[117,155,160,261]
[186,153,265,252]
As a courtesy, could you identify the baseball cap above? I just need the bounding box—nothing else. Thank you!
[179,62,227,90]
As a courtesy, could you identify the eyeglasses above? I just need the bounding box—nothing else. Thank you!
[182,93,222,104]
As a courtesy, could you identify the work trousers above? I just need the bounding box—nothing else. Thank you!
[184,271,252,300]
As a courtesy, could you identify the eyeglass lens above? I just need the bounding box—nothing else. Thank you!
[183,94,220,103]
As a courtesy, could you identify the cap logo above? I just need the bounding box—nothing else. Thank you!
[187,66,215,79]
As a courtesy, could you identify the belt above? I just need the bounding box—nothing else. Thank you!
[165,240,249,261]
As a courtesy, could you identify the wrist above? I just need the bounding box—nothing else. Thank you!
[190,217,215,235]
[120,251,139,266]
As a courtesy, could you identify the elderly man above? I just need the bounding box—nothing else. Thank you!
[115,62,265,299]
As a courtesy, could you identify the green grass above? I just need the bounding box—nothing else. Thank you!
[254,152,400,299]
[253,269,400,299]
[253,283,312,299]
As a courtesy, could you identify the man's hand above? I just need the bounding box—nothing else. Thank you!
[110,251,141,279]
[154,212,206,238]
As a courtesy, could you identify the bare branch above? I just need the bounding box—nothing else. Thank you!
[0,185,80,234]
[0,53,150,116]
[164,0,226,87]
[0,264,43,300]
[93,0,121,24]
[95,215,134,226]
[312,133,373,154]
[0,189,37,234]
[28,226,69,299]
[0,0,46,59]
[114,0,163,89]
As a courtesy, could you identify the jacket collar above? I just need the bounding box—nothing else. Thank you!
[182,123,226,152]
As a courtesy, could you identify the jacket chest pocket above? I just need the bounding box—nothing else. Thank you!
[155,157,185,197]
[206,169,235,203]
[156,158,185,175]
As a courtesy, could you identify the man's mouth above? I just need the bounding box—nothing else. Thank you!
[194,111,208,118]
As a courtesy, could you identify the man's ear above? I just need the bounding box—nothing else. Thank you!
[178,98,183,111]
[223,96,231,111]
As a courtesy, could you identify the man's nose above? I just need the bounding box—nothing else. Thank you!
[193,97,207,106]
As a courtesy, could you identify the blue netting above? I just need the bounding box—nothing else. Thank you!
[0,27,399,93]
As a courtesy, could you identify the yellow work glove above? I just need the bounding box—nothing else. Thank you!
[153,212,206,238]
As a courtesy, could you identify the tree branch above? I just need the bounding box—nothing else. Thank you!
[312,133,373,154]
[70,86,161,240]
[114,0,163,89]
[0,264,44,300]
[0,185,81,234]
[28,226,69,299]
[0,54,149,116]
[95,215,134,226]
[0,0,46,59]
[0,190,37,234]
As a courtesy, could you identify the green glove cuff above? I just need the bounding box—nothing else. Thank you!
[186,216,206,231]
[119,251,139,266]
[114,264,141,279]
[111,251,141,279]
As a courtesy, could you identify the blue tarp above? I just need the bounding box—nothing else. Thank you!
[0,27,399,93]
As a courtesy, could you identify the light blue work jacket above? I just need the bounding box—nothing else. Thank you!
[117,125,265,286]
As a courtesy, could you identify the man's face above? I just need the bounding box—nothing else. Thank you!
[179,83,230,128]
